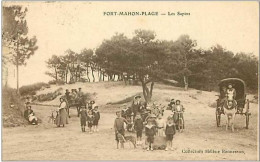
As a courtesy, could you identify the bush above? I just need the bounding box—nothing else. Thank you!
[2,87,27,127]
[48,79,65,85]
[19,82,50,96]
[48,80,56,85]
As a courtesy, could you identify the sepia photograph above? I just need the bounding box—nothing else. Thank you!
[2,1,259,161]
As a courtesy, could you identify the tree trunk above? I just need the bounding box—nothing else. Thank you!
[91,66,95,82]
[140,78,153,103]
[55,67,58,81]
[16,62,19,94]
[65,69,68,84]
[86,66,90,82]
[150,81,154,98]
[97,67,100,80]
[184,76,188,91]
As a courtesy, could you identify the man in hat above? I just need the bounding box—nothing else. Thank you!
[131,95,142,119]
[65,89,70,102]
[78,88,84,98]
[226,83,236,101]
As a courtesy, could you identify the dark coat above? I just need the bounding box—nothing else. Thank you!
[145,125,156,136]
[134,118,143,131]
[93,111,100,121]
[165,124,176,135]
[24,109,33,121]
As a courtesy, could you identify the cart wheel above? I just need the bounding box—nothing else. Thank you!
[246,113,250,129]
[216,110,221,127]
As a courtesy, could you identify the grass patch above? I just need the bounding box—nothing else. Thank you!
[36,88,63,102]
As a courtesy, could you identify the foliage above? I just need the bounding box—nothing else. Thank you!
[19,82,49,96]
[45,29,259,101]
[2,5,38,93]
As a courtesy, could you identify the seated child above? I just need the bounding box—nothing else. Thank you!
[28,113,38,125]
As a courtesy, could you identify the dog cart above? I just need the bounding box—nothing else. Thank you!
[216,78,251,129]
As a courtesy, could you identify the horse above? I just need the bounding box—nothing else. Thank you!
[65,96,86,117]
[223,99,237,132]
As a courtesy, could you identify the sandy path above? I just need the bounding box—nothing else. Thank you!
[2,83,258,160]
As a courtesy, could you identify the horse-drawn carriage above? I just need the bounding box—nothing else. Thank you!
[64,96,85,117]
[216,78,251,129]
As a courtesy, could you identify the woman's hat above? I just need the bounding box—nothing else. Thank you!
[90,100,95,104]
[176,100,180,103]
[134,95,141,99]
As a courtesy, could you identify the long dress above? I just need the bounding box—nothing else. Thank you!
[56,101,69,126]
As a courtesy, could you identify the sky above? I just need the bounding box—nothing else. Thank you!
[2,1,259,88]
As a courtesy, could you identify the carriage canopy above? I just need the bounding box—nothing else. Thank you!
[218,78,246,100]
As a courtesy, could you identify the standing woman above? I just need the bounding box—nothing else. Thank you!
[56,97,69,127]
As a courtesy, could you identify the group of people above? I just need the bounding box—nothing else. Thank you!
[65,88,84,104]
[56,89,101,132]
[79,103,100,133]
[114,95,185,151]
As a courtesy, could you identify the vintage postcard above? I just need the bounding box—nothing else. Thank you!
[2,1,259,161]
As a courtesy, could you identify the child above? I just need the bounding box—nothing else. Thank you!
[79,106,88,132]
[114,111,128,149]
[145,119,156,151]
[89,100,96,111]
[87,110,95,133]
[92,106,100,132]
[156,114,165,136]
[165,117,176,151]
[134,114,143,145]
[28,112,38,125]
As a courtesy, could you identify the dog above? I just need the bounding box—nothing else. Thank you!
[48,111,56,124]
[117,133,136,149]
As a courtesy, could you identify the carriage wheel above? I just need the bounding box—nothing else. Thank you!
[245,113,250,129]
[216,110,221,127]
